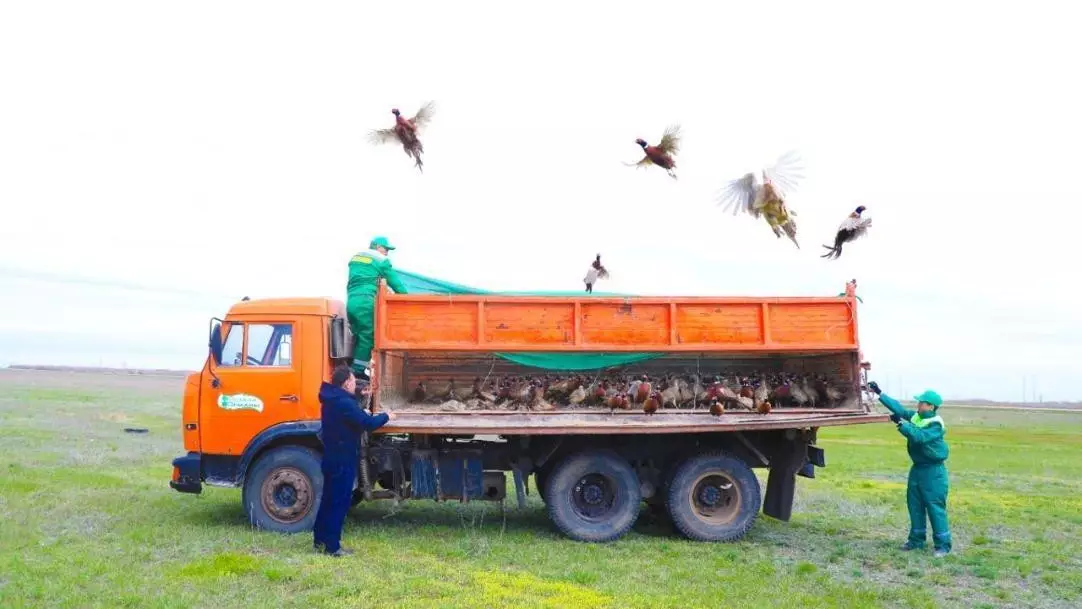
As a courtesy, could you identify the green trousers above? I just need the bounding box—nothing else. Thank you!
[907,463,952,552]
[346,294,375,376]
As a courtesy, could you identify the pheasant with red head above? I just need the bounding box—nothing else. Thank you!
[625,124,681,179]
[368,101,436,172]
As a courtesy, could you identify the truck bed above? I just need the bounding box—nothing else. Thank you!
[370,288,873,431]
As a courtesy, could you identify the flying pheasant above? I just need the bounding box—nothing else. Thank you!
[716,150,805,248]
[822,206,872,259]
[583,254,610,294]
[368,101,436,172]
[625,124,681,179]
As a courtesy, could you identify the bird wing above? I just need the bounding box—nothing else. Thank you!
[837,215,861,232]
[838,216,873,237]
[717,173,758,216]
[763,150,804,200]
[367,127,398,145]
[656,124,681,155]
[623,156,654,169]
[409,101,436,131]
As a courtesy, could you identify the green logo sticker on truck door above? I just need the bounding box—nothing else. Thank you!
[217,393,264,413]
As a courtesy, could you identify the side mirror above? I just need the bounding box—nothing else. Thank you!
[209,320,224,366]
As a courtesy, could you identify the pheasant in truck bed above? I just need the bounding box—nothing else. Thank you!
[399,370,855,411]
[659,376,681,409]
[367,102,435,172]
[709,398,725,417]
[642,390,661,415]
[606,392,631,413]
[625,124,681,179]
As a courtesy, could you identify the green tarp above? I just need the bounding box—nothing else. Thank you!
[393,269,663,370]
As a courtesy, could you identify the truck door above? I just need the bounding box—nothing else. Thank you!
[200,319,303,456]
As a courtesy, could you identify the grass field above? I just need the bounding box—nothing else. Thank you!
[2,369,1081,609]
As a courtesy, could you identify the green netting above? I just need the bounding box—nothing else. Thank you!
[394,269,664,370]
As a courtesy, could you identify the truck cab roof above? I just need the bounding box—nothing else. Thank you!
[227,297,344,318]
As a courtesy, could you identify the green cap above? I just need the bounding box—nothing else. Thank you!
[913,390,943,408]
[370,236,395,251]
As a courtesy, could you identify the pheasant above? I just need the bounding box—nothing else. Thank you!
[368,102,436,172]
[822,206,873,259]
[583,254,610,294]
[625,124,681,179]
[709,398,725,417]
[717,150,805,248]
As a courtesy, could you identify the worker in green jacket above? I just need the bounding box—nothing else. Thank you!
[867,381,952,557]
[346,236,408,379]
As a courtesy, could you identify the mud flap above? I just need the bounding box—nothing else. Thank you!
[762,434,809,522]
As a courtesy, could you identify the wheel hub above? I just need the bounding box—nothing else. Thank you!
[260,467,313,524]
[572,473,616,520]
[689,473,740,525]
[699,485,721,506]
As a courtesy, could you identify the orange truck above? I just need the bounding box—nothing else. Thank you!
[169,283,884,542]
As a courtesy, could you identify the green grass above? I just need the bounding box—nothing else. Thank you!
[2,371,1082,608]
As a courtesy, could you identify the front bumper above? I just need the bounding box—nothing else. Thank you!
[169,452,203,494]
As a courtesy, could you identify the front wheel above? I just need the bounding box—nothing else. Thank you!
[242,446,323,533]
[545,450,641,542]
[665,451,761,542]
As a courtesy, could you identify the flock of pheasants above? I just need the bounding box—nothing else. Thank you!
[368,101,876,296]
[401,371,857,416]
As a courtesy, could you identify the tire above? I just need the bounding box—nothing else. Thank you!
[545,450,642,542]
[665,451,761,542]
[242,445,323,534]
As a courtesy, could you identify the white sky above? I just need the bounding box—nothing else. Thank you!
[1,2,1079,401]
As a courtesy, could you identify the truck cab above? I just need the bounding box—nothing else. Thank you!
[170,298,348,528]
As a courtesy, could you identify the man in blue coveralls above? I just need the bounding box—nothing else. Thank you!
[867,381,953,557]
[313,365,395,556]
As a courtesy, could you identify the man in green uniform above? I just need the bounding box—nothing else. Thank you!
[867,381,952,557]
[346,236,408,379]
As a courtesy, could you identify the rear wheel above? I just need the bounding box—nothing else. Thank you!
[665,451,761,542]
[242,446,323,533]
[545,450,641,542]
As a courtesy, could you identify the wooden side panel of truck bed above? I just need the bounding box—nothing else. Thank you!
[375,290,859,353]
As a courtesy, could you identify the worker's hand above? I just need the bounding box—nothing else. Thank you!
[867,381,881,395]
[889,413,901,424]
[386,411,398,421]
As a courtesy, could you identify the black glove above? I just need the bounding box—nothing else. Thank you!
[889,413,901,424]
[867,381,881,395]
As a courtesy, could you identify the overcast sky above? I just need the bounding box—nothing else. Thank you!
[1,2,1078,401]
